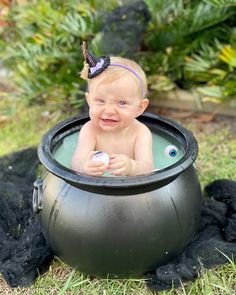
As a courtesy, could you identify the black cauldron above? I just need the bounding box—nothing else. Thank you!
[33,112,202,278]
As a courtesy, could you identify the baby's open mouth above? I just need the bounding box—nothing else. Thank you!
[102,119,118,123]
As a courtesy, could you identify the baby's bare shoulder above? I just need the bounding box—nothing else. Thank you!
[135,120,152,136]
[80,121,97,137]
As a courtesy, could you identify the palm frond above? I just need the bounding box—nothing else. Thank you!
[228,28,236,46]
[197,73,236,101]
[184,41,224,82]
[219,45,236,67]
[197,85,224,99]
[144,0,184,27]
[0,0,97,105]
[204,0,236,7]
[146,2,236,50]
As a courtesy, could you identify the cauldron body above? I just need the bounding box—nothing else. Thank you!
[34,112,202,278]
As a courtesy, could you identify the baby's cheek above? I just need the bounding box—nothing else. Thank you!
[89,108,99,120]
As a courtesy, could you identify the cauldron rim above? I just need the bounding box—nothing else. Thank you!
[38,112,198,195]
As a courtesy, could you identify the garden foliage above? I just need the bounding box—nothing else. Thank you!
[142,0,236,105]
[1,0,236,107]
[0,0,99,108]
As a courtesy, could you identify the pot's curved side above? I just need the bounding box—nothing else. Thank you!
[38,165,201,278]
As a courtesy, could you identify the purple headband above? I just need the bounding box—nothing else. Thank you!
[81,42,145,97]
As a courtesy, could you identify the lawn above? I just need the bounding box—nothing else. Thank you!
[0,97,236,295]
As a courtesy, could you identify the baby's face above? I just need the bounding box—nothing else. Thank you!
[86,75,148,132]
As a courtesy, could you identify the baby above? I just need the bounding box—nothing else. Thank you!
[71,42,153,176]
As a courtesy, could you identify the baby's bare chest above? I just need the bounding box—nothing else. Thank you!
[95,134,136,158]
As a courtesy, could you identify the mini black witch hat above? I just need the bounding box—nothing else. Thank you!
[80,42,110,79]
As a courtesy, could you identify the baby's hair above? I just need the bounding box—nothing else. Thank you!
[88,57,147,98]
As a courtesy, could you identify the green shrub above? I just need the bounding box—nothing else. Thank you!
[142,0,236,103]
[0,0,99,108]
[2,0,236,108]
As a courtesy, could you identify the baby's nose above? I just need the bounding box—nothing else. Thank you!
[104,103,116,114]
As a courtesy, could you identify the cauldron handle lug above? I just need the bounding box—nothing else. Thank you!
[33,178,43,213]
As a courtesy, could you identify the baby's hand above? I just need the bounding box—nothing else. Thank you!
[83,151,109,176]
[108,154,133,176]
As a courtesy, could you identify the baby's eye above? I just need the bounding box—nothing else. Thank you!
[95,98,105,104]
[118,100,127,106]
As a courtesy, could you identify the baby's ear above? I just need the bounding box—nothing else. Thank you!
[85,92,91,106]
[137,98,149,117]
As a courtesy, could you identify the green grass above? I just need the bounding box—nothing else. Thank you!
[185,118,236,187]
[0,97,70,156]
[0,98,236,294]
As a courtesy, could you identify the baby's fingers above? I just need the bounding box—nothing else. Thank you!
[110,167,126,176]
[109,159,122,167]
[86,165,107,176]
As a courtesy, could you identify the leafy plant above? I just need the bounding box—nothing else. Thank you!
[2,0,236,107]
[142,0,236,98]
[204,0,236,7]
[184,41,224,83]
[144,1,234,50]
[0,0,99,108]
[196,45,236,105]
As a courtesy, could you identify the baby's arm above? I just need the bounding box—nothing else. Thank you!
[109,125,154,176]
[71,123,108,176]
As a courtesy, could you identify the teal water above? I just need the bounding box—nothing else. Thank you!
[53,131,184,172]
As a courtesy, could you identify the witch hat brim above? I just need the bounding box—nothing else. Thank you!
[81,42,110,79]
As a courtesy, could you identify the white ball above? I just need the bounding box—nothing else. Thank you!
[92,151,110,165]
